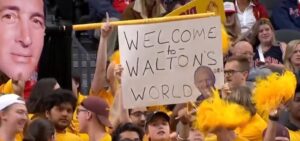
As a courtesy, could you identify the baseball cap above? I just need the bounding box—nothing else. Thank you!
[145,111,170,127]
[0,94,25,111]
[263,122,290,140]
[81,96,112,128]
[224,2,236,14]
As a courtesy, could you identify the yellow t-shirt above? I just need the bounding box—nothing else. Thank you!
[56,132,82,141]
[289,130,300,141]
[204,134,249,141]
[67,93,89,141]
[235,114,267,141]
[90,89,114,107]
[0,79,13,94]
[99,133,112,141]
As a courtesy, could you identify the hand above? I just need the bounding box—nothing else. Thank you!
[221,83,231,98]
[12,79,25,97]
[114,64,124,83]
[100,12,113,39]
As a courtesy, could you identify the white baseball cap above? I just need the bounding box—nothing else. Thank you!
[224,2,236,14]
[0,94,25,111]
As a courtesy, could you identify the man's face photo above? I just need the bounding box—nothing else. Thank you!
[194,66,215,95]
[0,0,45,80]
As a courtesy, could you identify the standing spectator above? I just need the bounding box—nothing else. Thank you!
[145,111,171,141]
[224,1,241,42]
[234,0,268,34]
[271,0,300,31]
[112,122,144,141]
[0,94,28,141]
[77,96,112,141]
[43,89,81,141]
[23,118,56,141]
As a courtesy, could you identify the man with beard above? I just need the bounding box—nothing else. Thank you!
[129,107,148,130]
[43,88,81,141]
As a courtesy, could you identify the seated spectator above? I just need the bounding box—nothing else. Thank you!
[230,40,272,82]
[122,0,166,20]
[250,18,286,72]
[43,89,81,141]
[271,0,300,31]
[0,94,27,141]
[23,118,56,141]
[284,40,300,78]
[234,0,268,34]
[112,122,144,141]
[224,1,241,42]
[77,96,112,141]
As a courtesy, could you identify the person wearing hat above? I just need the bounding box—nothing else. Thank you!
[145,111,171,141]
[77,96,112,141]
[0,94,28,141]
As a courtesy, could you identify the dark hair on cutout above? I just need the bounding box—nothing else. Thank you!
[27,78,58,114]
[23,118,55,141]
[112,122,144,141]
[42,88,77,113]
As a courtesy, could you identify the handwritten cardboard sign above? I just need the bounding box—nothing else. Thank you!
[119,16,224,109]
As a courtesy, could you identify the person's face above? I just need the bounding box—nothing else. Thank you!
[0,0,45,80]
[258,24,273,45]
[119,131,141,141]
[130,107,147,129]
[76,105,90,133]
[188,128,204,141]
[289,93,300,120]
[224,61,247,88]
[194,69,215,94]
[46,103,74,131]
[232,41,254,64]
[0,104,28,133]
[147,117,170,141]
[290,44,300,66]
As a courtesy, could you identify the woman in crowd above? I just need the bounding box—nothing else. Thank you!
[23,118,56,141]
[26,78,60,117]
[250,18,286,72]
[284,40,300,78]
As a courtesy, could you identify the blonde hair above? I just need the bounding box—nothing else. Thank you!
[284,40,300,72]
[250,18,277,47]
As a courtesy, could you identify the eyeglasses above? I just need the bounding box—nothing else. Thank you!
[224,70,245,76]
[76,108,89,114]
[130,111,148,118]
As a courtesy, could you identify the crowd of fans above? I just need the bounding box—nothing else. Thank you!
[1,0,300,141]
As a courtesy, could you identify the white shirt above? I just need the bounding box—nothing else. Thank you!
[235,1,257,34]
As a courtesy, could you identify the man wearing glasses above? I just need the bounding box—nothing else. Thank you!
[223,56,251,97]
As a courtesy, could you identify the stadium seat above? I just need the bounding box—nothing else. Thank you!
[275,29,300,43]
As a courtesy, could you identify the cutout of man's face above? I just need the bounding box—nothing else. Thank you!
[0,0,45,80]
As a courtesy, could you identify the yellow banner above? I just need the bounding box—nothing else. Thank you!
[166,0,226,23]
